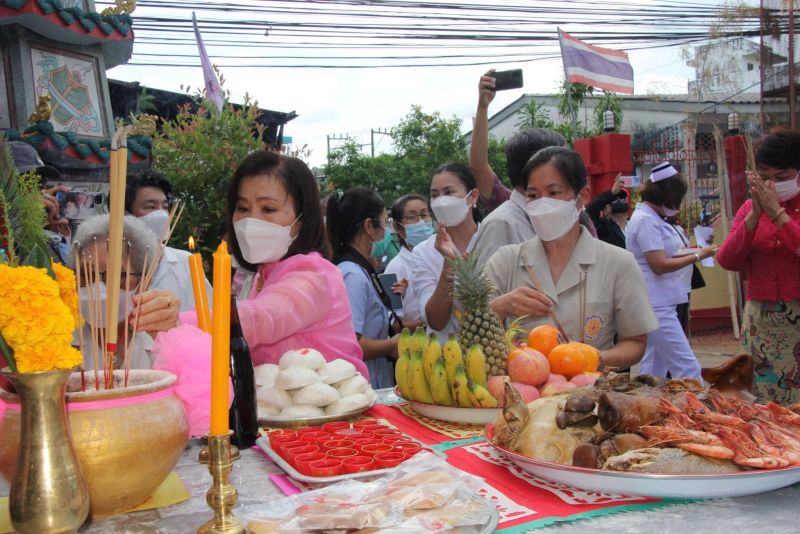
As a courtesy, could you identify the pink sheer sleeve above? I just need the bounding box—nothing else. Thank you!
[238,268,332,347]
[151,324,232,438]
[777,218,800,257]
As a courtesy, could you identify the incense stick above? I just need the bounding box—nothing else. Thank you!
[124,249,149,368]
[123,242,132,387]
[519,254,570,342]
[73,244,87,391]
[81,250,100,390]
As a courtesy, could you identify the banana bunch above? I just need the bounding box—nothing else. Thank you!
[396,328,496,408]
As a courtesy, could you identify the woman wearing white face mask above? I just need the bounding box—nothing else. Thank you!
[327,189,403,389]
[625,162,717,378]
[383,194,432,331]
[485,147,658,370]
[717,129,800,404]
[147,151,367,381]
[412,163,482,342]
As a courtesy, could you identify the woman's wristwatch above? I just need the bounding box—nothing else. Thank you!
[694,253,701,263]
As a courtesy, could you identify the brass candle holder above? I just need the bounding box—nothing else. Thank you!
[197,431,245,534]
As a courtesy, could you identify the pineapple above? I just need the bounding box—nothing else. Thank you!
[451,254,510,376]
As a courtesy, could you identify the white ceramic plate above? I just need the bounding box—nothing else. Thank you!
[258,401,375,429]
[395,388,500,425]
[484,424,800,499]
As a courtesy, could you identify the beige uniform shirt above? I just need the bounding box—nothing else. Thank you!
[485,228,658,350]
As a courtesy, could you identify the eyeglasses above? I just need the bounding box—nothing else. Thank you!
[98,271,142,289]
[400,211,432,224]
[371,217,392,229]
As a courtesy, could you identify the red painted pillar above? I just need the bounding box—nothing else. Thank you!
[724,134,747,215]
[574,133,633,196]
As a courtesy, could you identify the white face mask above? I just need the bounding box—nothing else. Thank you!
[233,216,299,265]
[774,173,800,202]
[525,197,579,241]
[139,209,170,241]
[78,282,131,327]
[430,191,473,227]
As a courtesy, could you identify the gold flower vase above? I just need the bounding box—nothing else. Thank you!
[1,369,189,517]
[0,367,90,534]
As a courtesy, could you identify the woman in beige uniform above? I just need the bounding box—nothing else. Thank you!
[486,147,658,369]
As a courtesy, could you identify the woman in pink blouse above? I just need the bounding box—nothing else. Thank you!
[152,151,366,378]
[717,129,800,404]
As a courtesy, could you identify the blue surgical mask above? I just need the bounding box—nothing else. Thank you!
[371,225,392,257]
[403,221,435,246]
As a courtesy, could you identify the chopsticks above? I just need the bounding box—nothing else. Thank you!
[520,254,570,342]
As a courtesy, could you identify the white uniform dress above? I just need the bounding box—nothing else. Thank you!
[383,246,422,323]
[626,203,700,378]
[411,229,479,343]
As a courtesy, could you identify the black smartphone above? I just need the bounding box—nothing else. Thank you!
[491,69,524,91]
[377,273,403,310]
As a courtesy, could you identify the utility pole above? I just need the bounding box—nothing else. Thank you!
[326,134,350,158]
[370,128,391,157]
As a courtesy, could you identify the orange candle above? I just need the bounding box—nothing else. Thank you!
[210,241,231,436]
[188,236,212,333]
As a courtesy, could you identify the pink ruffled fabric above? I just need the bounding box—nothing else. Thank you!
[151,324,233,438]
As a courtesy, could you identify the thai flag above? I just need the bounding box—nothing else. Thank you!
[558,29,634,94]
[192,12,225,111]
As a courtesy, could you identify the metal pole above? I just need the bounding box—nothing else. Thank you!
[759,0,766,131]
[371,129,375,158]
[790,0,797,129]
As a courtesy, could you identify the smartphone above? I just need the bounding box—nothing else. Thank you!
[491,69,524,91]
[620,175,641,188]
[377,273,403,310]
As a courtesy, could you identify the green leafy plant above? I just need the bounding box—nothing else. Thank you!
[516,100,555,130]
[592,91,624,135]
[152,97,265,260]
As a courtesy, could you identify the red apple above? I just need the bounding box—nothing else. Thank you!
[544,373,568,386]
[539,381,577,397]
[511,382,540,404]
[569,372,601,388]
[508,349,550,387]
[487,375,511,405]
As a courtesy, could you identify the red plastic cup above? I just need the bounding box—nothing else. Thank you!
[326,447,358,459]
[296,426,324,435]
[309,458,343,477]
[392,442,422,453]
[330,428,362,439]
[321,439,354,451]
[360,443,392,456]
[355,424,384,434]
[274,439,305,456]
[299,431,329,443]
[268,429,297,448]
[286,444,319,467]
[342,455,375,473]
[374,452,406,469]
[279,440,311,459]
[322,421,350,433]
[395,445,422,458]
[372,428,401,437]
[293,452,326,475]
[353,419,379,429]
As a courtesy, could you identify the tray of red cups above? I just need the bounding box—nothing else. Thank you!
[256,418,433,484]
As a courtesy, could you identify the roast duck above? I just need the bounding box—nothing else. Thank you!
[491,354,800,473]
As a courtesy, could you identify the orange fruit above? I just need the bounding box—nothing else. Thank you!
[547,342,588,379]
[527,325,565,357]
[573,342,600,372]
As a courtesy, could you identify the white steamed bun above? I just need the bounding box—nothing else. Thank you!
[257,402,280,418]
[319,359,357,384]
[276,367,319,390]
[279,348,326,371]
[292,382,340,407]
[325,393,371,415]
[335,374,369,397]
[257,386,292,409]
[254,364,280,388]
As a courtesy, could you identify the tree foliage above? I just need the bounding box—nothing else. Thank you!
[325,106,467,204]
[152,97,264,258]
[592,91,624,134]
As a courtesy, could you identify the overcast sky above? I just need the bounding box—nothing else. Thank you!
[105,1,727,168]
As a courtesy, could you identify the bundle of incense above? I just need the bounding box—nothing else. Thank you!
[519,254,570,342]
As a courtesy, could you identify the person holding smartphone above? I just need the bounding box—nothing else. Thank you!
[327,188,402,389]
[384,194,433,331]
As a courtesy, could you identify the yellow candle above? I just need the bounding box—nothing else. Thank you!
[210,241,231,436]
[188,236,212,333]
